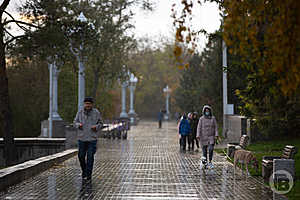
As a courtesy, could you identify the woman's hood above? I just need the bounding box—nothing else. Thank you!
[202,105,213,116]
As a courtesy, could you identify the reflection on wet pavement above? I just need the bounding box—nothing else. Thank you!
[0,121,287,199]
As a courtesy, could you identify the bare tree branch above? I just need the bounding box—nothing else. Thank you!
[3,10,30,32]
[4,35,24,46]
[3,19,39,29]
[0,0,10,13]
[3,28,14,38]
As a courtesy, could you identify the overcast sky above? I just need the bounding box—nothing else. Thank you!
[7,0,221,50]
[132,1,221,46]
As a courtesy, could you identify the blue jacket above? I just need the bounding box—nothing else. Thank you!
[158,111,164,121]
[179,118,191,136]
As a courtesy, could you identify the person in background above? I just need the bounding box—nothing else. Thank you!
[179,114,191,152]
[74,97,103,181]
[190,112,200,152]
[187,112,193,151]
[177,114,183,149]
[158,109,164,128]
[196,105,219,169]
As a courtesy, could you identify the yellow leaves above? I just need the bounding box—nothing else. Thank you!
[186,33,191,43]
[173,45,182,58]
[173,44,191,70]
[176,26,187,42]
[178,63,189,70]
[187,48,194,54]
[223,0,300,96]
[172,0,202,70]
[178,65,184,70]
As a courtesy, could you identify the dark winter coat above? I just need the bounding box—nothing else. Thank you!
[190,117,199,138]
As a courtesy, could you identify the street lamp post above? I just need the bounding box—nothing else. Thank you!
[128,72,138,124]
[47,59,62,138]
[52,62,62,120]
[69,12,88,111]
[163,85,171,120]
[223,40,228,138]
[120,81,129,118]
[48,62,53,138]
[120,66,129,118]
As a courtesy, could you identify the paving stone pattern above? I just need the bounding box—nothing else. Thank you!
[0,121,287,200]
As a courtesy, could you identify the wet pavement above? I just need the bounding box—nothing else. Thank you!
[0,121,287,199]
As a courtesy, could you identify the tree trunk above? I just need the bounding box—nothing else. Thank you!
[0,5,17,167]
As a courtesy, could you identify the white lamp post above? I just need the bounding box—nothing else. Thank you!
[52,62,62,120]
[48,62,53,138]
[128,72,138,124]
[120,66,129,118]
[222,40,228,137]
[163,85,171,120]
[69,12,88,111]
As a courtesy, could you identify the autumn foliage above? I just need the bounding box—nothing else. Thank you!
[223,0,300,96]
[173,0,300,138]
[174,0,300,96]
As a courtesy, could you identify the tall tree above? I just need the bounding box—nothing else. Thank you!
[173,0,300,137]
[127,38,181,118]
[19,0,151,101]
[174,34,223,121]
[0,0,39,166]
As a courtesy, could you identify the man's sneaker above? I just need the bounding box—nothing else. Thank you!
[208,162,214,169]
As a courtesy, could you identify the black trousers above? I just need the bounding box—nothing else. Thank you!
[158,120,162,128]
[190,135,199,150]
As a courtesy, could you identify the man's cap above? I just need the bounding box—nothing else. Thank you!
[84,97,94,103]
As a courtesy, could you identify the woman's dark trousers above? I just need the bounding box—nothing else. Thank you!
[202,144,214,162]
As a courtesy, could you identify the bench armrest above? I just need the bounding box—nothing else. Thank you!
[262,156,281,161]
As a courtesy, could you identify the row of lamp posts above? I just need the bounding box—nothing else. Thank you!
[47,12,174,136]
[120,68,138,125]
[47,12,87,138]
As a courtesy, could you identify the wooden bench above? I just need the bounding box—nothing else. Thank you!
[227,135,249,158]
[262,145,298,182]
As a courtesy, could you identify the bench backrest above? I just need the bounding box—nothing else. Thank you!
[282,145,298,159]
[239,135,249,149]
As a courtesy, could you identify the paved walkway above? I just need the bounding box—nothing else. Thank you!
[0,121,286,199]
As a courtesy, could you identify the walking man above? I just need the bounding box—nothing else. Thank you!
[196,105,219,169]
[74,97,103,181]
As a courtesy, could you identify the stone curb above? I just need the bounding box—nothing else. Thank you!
[0,149,78,192]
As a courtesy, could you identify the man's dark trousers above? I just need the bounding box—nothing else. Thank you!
[78,140,97,179]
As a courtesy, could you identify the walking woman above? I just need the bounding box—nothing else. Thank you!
[196,105,219,169]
